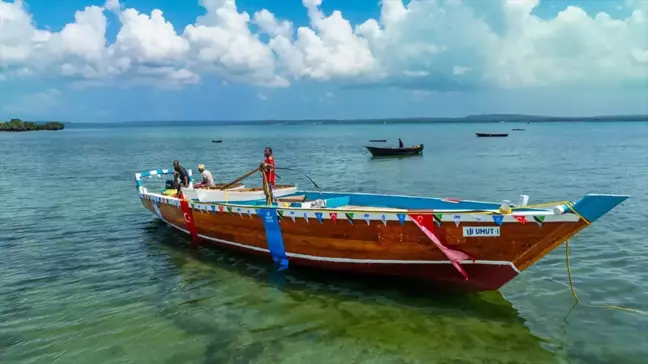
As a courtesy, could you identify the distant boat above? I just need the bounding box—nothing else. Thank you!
[212,140,222,143]
[364,144,424,157]
[476,133,508,138]
[512,128,525,131]
[369,139,387,142]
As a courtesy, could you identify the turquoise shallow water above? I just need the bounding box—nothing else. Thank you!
[1,122,647,363]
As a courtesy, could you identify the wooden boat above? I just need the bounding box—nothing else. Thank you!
[135,168,297,202]
[512,128,525,131]
[369,139,387,142]
[365,144,424,157]
[135,168,628,292]
[476,133,508,137]
[183,184,298,202]
[212,140,222,143]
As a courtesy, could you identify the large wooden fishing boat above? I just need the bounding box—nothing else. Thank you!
[134,168,628,291]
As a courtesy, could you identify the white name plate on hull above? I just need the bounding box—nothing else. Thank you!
[463,226,500,237]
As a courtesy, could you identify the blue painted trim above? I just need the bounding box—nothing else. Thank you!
[570,194,629,223]
[258,208,289,270]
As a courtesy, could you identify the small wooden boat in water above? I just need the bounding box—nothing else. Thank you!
[135,169,297,202]
[183,184,298,202]
[476,133,508,137]
[212,140,222,143]
[365,144,424,157]
[512,128,525,131]
[135,168,628,291]
[369,139,387,142]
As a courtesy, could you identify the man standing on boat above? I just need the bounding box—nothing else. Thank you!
[173,160,190,190]
[195,164,215,188]
[398,138,404,148]
[260,147,276,188]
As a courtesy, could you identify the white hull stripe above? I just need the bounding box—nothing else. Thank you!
[162,219,521,273]
[142,194,580,224]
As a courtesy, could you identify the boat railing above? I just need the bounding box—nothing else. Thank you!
[134,168,194,194]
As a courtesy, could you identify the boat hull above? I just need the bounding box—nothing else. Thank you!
[476,133,508,137]
[139,194,605,292]
[365,144,424,157]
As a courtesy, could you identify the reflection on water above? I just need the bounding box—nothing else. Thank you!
[133,221,557,364]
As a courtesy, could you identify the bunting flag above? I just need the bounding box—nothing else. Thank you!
[433,213,443,226]
[303,212,309,223]
[453,215,461,227]
[514,215,527,224]
[363,213,371,225]
[179,197,200,245]
[218,205,224,213]
[329,212,338,224]
[276,210,284,221]
[247,209,253,218]
[345,212,355,224]
[533,215,545,227]
[255,209,260,216]
[410,216,474,280]
[408,213,435,233]
[211,205,217,213]
[381,214,387,225]
[289,211,296,222]
[236,208,243,217]
[396,213,406,225]
[315,212,323,223]
[492,215,504,226]
[476,215,484,222]
[226,206,233,214]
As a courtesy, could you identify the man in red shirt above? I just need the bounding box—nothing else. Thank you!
[260,147,276,187]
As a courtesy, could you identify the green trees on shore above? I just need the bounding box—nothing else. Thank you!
[0,118,65,132]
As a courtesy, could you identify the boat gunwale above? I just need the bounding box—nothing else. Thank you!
[140,190,575,216]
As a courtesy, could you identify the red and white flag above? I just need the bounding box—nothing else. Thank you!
[178,193,200,245]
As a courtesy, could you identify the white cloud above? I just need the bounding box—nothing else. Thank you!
[0,0,646,91]
[1,88,61,116]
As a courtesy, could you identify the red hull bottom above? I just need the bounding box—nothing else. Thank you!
[287,258,519,292]
[180,230,520,292]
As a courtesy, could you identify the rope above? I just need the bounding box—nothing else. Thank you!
[564,240,645,315]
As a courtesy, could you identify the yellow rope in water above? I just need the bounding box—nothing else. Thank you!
[564,239,645,314]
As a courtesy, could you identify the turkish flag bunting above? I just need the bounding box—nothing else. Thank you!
[179,196,200,245]
[408,214,435,234]
[409,213,474,280]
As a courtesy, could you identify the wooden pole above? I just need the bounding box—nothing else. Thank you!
[222,166,260,190]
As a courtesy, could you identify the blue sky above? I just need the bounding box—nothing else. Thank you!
[1,0,646,122]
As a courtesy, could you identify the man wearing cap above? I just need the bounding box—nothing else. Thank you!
[195,164,215,188]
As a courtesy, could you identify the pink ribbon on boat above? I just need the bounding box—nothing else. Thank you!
[409,214,474,280]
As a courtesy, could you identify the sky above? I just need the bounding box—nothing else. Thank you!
[0,0,647,122]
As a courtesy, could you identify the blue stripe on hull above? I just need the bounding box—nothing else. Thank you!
[258,208,289,270]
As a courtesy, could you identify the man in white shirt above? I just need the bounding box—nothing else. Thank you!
[196,164,215,187]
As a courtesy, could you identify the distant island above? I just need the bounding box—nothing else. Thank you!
[66,113,648,128]
[0,118,65,132]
